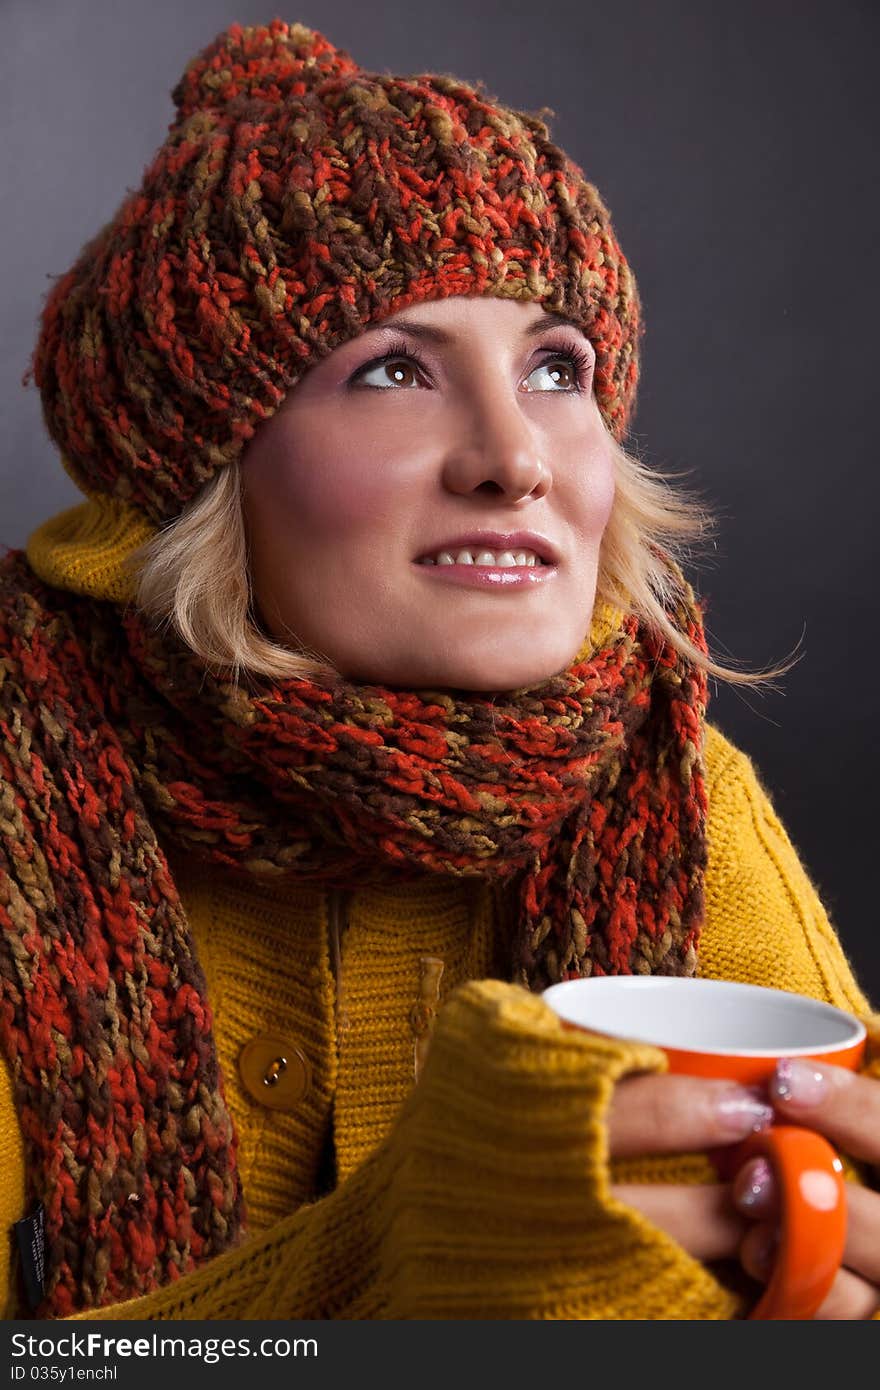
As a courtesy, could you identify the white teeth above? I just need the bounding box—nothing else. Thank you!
[425,548,542,567]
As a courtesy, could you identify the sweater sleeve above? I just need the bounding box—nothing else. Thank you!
[698,724,880,1181]
[6,720,879,1320]
[65,726,877,1322]
[699,722,878,1022]
[62,979,742,1321]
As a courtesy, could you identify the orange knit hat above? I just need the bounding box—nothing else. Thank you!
[28,17,644,529]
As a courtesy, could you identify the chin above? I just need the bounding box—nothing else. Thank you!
[334,627,581,690]
[385,649,572,694]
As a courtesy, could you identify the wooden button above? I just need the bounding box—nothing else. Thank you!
[238,1034,312,1111]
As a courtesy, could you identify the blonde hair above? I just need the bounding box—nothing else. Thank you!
[121,425,801,693]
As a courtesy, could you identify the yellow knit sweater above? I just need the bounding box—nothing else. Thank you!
[1,498,877,1320]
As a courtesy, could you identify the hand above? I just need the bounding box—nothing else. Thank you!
[606,1072,776,1264]
[731,1059,880,1319]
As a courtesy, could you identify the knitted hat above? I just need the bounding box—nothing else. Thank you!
[27,17,644,531]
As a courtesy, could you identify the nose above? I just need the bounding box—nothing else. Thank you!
[440,378,552,503]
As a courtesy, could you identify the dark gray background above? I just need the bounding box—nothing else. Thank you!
[2,1,877,998]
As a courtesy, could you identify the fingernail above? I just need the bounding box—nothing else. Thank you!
[716,1086,775,1136]
[771,1058,827,1107]
[733,1156,774,1210]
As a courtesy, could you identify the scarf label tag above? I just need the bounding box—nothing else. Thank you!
[14,1202,45,1311]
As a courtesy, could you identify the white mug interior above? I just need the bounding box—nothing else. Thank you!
[541,977,865,1056]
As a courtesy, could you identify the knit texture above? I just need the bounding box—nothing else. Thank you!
[16,507,713,978]
[0,561,246,1317]
[1,721,877,1319]
[26,18,643,528]
[8,497,880,1319]
[1,722,878,1317]
[0,513,710,1314]
[8,13,877,1324]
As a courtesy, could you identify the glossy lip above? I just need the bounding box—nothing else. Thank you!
[413,531,560,565]
[412,560,559,589]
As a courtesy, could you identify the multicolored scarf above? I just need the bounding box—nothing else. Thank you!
[0,543,709,1315]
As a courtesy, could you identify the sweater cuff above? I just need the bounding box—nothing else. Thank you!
[373,978,743,1318]
[66,979,750,1320]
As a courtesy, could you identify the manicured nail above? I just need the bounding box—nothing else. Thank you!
[733,1156,774,1211]
[771,1058,827,1107]
[716,1087,774,1136]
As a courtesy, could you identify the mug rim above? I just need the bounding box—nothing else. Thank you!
[542,976,867,1057]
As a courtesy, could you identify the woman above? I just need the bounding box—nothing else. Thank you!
[1,18,878,1320]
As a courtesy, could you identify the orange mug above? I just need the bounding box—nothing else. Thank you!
[542,977,866,1320]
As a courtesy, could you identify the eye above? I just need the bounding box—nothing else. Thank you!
[347,335,594,392]
[524,343,594,394]
[348,336,431,390]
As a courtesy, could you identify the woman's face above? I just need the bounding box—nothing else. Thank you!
[240,294,616,691]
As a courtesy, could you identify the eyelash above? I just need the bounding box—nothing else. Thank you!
[348,334,594,393]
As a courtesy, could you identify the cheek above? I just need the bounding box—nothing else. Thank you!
[578,449,616,538]
[598,464,616,528]
[246,432,397,548]
[280,469,383,541]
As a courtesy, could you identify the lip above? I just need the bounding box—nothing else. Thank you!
[413,531,560,565]
[412,561,558,590]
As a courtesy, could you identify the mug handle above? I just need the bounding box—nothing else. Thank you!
[712,1124,847,1320]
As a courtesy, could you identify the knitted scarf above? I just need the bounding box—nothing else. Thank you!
[0,544,710,1316]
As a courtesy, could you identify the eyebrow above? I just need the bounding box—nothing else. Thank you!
[362,312,588,345]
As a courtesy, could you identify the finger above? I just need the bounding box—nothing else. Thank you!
[738,1218,778,1283]
[612,1182,749,1262]
[768,1059,880,1165]
[813,1268,880,1320]
[737,1178,880,1283]
[739,1188,880,1317]
[742,1221,880,1319]
[608,1074,773,1158]
[838,1183,880,1286]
